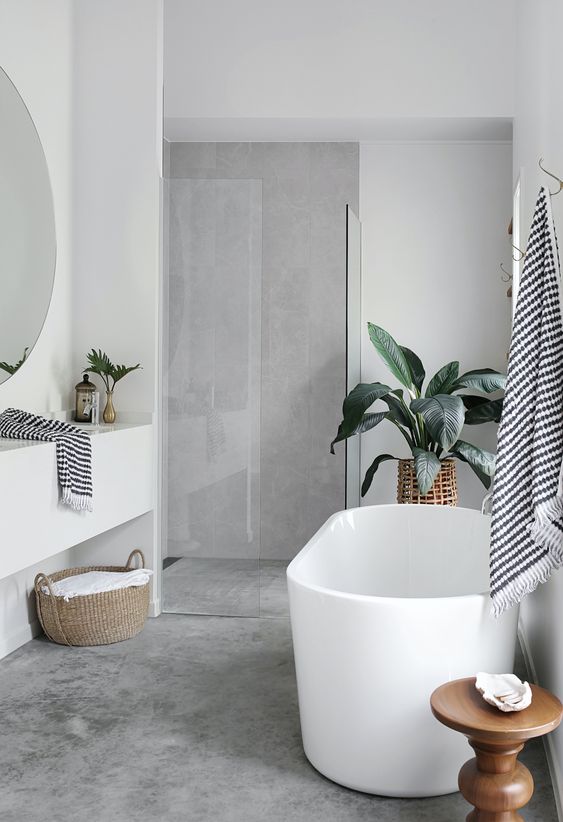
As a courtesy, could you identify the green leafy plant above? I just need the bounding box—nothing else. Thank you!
[0,347,29,375]
[85,349,141,392]
[331,323,505,497]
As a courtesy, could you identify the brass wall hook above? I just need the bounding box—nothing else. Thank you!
[500,262,513,283]
[539,157,563,196]
[512,244,526,262]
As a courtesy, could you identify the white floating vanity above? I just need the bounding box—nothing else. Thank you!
[0,422,154,581]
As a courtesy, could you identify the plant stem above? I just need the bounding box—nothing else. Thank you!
[415,413,428,450]
[389,417,415,450]
[397,397,420,447]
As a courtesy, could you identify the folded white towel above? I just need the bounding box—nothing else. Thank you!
[42,568,153,601]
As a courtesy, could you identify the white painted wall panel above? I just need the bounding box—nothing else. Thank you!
[514,0,563,812]
[164,0,515,122]
[0,0,163,658]
[358,142,513,509]
[72,0,163,414]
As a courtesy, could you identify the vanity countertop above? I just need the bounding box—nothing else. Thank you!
[0,421,151,453]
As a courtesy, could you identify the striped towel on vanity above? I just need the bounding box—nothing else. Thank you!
[0,408,93,511]
[490,187,563,616]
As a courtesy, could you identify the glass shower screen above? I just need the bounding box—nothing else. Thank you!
[163,178,262,616]
[346,205,362,508]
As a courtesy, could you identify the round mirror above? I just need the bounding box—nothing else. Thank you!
[0,66,56,384]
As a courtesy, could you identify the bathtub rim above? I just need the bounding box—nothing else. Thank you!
[287,503,493,605]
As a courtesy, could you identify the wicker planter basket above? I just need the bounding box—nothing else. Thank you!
[397,458,458,506]
[34,549,149,647]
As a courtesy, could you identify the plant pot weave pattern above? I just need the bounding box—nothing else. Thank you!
[397,458,458,506]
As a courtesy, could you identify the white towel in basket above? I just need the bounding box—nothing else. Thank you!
[42,568,153,601]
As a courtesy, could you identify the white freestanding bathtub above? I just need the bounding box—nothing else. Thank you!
[287,504,519,797]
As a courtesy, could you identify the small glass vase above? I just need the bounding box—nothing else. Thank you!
[103,390,116,424]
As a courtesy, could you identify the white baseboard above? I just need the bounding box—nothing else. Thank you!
[0,599,161,662]
[0,619,42,661]
[519,627,563,822]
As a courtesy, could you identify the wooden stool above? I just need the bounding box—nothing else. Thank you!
[431,677,562,821]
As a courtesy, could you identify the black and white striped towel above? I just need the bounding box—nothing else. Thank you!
[490,187,563,616]
[0,408,93,511]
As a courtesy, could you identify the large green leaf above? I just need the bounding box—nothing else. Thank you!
[367,323,413,390]
[330,411,387,454]
[410,394,465,451]
[111,362,141,383]
[450,439,496,489]
[425,361,459,396]
[412,447,442,495]
[340,382,391,436]
[400,347,425,393]
[463,398,503,425]
[361,454,397,497]
[451,369,506,393]
[86,348,114,374]
[383,389,414,430]
[461,395,490,409]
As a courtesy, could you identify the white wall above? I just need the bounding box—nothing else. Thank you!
[359,142,513,509]
[0,0,74,413]
[164,0,515,128]
[72,0,163,414]
[514,0,563,812]
[0,0,163,658]
[71,0,163,612]
[0,0,74,656]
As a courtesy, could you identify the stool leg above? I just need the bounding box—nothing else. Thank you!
[458,738,534,822]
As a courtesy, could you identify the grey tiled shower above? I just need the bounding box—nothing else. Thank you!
[163,142,359,616]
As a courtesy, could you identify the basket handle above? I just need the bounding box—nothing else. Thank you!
[34,571,56,598]
[125,549,146,570]
[33,572,71,646]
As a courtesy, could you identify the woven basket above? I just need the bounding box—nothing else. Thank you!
[397,458,458,506]
[34,549,149,647]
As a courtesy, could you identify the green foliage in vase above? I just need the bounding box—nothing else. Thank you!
[0,347,29,375]
[85,349,141,392]
[332,323,505,497]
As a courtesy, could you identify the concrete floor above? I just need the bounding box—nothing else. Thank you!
[163,557,289,618]
[0,615,558,822]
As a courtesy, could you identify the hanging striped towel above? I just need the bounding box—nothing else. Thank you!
[490,187,563,616]
[0,408,93,511]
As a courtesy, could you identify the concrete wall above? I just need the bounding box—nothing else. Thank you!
[167,142,359,560]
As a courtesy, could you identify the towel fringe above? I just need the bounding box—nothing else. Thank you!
[491,550,561,617]
[62,487,94,512]
[530,495,563,531]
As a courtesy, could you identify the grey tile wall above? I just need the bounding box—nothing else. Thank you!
[168,142,359,560]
